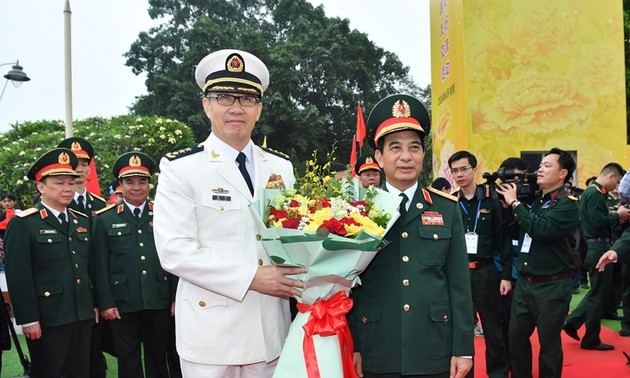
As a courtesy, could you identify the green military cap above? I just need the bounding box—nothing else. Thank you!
[367,94,431,148]
[113,152,156,179]
[195,49,269,96]
[355,154,381,175]
[27,148,79,181]
[57,137,94,160]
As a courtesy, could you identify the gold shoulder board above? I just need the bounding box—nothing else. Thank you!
[427,186,458,202]
[16,208,38,218]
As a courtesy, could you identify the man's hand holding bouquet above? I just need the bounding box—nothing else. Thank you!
[250,154,402,378]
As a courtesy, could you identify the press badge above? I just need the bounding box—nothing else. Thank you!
[521,233,532,253]
[465,232,479,254]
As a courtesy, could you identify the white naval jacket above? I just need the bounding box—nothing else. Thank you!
[153,133,295,365]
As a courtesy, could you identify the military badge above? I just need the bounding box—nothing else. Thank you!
[76,227,88,233]
[265,173,285,189]
[421,211,444,226]
[392,100,411,118]
[226,54,244,73]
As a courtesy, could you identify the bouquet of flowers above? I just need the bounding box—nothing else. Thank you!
[250,157,402,378]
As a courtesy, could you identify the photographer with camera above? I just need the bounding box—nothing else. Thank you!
[486,157,531,357]
[448,150,512,378]
[562,163,629,352]
[495,148,579,377]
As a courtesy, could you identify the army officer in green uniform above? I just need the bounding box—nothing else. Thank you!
[93,151,176,378]
[4,148,96,378]
[349,94,474,377]
[58,137,108,217]
[496,148,580,378]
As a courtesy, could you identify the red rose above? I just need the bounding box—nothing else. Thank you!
[340,217,360,227]
[289,199,300,208]
[282,218,301,229]
[322,218,347,236]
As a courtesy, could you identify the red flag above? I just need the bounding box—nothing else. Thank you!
[356,102,366,148]
[350,134,358,177]
[86,159,101,196]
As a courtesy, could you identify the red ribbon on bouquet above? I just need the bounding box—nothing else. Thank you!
[296,291,357,378]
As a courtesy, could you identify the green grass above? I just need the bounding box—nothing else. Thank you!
[0,336,118,378]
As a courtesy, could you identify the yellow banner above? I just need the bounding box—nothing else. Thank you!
[430,0,627,184]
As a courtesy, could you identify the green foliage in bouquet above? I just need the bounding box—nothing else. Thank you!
[0,116,194,208]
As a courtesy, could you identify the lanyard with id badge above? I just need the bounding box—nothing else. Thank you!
[460,200,481,255]
[520,199,550,253]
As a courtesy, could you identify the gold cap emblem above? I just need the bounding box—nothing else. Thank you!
[226,54,244,73]
[58,152,70,164]
[392,100,411,118]
[129,155,141,167]
[70,141,82,151]
[365,157,374,164]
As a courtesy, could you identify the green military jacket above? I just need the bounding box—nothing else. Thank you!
[68,191,107,218]
[580,182,618,240]
[456,187,513,280]
[92,202,176,313]
[4,204,95,327]
[513,186,579,276]
[349,186,474,375]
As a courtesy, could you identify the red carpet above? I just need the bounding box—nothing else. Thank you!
[473,326,630,377]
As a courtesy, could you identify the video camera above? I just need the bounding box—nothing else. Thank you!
[481,167,538,202]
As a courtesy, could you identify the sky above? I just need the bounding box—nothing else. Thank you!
[0,0,431,134]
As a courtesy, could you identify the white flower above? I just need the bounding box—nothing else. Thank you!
[159,134,166,140]
[168,137,176,144]
[18,151,25,156]
[174,129,182,136]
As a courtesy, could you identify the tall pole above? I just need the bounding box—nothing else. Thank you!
[64,0,73,137]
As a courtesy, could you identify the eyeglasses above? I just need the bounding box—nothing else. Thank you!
[450,166,472,175]
[206,93,260,108]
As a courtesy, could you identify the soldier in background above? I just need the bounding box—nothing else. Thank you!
[4,148,96,377]
[57,137,111,377]
[93,152,177,378]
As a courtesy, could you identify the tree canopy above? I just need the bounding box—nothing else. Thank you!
[0,116,194,208]
[125,0,429,166]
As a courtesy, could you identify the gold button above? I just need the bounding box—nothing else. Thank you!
[403,304,410,312]
[141,270,147,275]
[139,243,144,247]
[140,256,146,260]
[443,315,449,324]
[256,234,262,241]
[114,281,119,285]
[44,291,50,297]
[524,262,528,266]
[401,232,408,239]
[75,264,79,269]
[361,315,368,324]
[47,239,52,243]
[85,237,89,241]
[219,206,224,212]
[68,237,72,241]
[258,259,263,266]
[199,301,206,308]
[402,256,409,263]
[72,251,76,255]
[402,279,410,286]
[76,279,81,285]
[163,276,168,282]
[433,234,438,240]
[138,230,142,234]
[117,232,122,236]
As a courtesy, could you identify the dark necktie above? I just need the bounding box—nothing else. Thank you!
[236,152,254,195]
[399,193,409,219]
[133,208,141,218]
[58,212,68,231]
[77,195,85,212]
